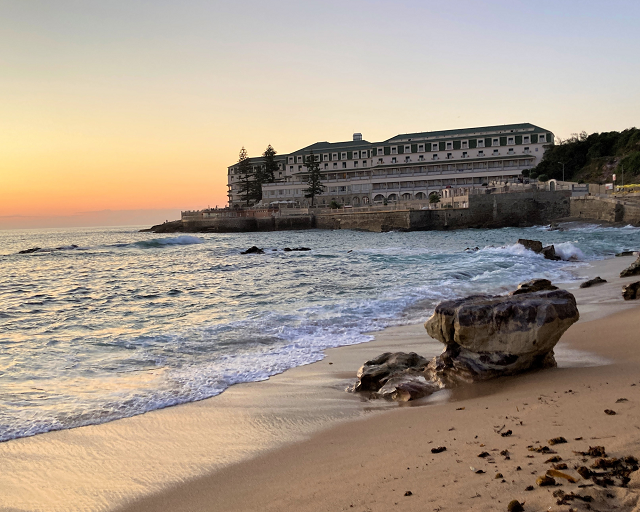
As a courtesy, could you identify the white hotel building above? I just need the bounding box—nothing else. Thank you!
[227,123,553,207]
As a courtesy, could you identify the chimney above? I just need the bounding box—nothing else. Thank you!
[353,133,362,141]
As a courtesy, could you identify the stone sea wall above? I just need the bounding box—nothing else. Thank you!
[316,190,571,232]
[569,196,640,226]
[164,190,572,233]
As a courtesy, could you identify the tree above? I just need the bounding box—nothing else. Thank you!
[262,145,278,183]
[237,147,254,206]
[429,191,440,204]
[304,151,324,206]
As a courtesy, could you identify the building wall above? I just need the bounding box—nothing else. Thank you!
[570,196,640,225]
[227,124,553,207]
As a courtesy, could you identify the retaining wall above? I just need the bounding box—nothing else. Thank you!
[570,196,640,225]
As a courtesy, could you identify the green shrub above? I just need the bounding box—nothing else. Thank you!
[538,174,549,182]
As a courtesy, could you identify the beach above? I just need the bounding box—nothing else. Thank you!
[0,254,638,512]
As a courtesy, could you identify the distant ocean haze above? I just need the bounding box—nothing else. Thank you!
[1,224,639,442]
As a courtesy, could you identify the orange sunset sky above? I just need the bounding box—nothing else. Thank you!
[1,0,639,228]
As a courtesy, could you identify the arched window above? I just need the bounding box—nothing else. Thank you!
[373,194,385,203]
[401,193,411,201]
[387,193,398,201]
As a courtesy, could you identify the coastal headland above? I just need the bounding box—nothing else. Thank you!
[2,255,639,512]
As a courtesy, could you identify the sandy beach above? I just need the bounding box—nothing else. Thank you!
[2,255,639,512]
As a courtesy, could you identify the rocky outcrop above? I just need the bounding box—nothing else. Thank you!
[241,246,264,254]
[352,352,429,393]
[18,247,42,254]
[140,220,185,233]
[541,245,561,261]
[622,282,640,300]
[423,290,579,384]
[620,256,640,278]
[352,287,580,401]
[511,279,558,295]
[283,247,311,252]
[517,239,561,261]
[580,277,607,288]
[518,239,543,253]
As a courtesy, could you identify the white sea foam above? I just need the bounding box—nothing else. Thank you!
[554,242,585,261]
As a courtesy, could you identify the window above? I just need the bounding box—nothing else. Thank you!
[377,147,384,155]
[352,151,359,159]
[378,158,383,164]
[492,138,499,146]
[462,151,468,158]
[477,139,485,148]
[405,156,411,162]
[446,142,452,150]
[539,134,546,143]
[462,141,468,149]
[391,147,397,154]
[418,155,424,161]
[447,153,452,159]
[418,144,424,152]
[279,172,283,177]
[332,153,338,160]
[289,166,293,171]
[432,154,439,160]
[314,155,320,162]
[507,148,515,154]
[508,137,514,145]
[478,150,484,156]
[362,160,367,166]
[333,163,338,169]
[404,145,411,153]
[297,155,303,162]
[523,136,530,144]
[432,143,439,151]
[298,165,302,171]
[524,146,530,153]
[324,163,328,169]
[354,161,358,168]
[342,162,347,168]
[323,154,329,161]
[341,152,347,160]
[391,157,397,164]
[493,149,499,155]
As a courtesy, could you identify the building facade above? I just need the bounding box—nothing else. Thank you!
[227,123,553,207]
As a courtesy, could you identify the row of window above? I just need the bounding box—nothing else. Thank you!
[284,135,547,165]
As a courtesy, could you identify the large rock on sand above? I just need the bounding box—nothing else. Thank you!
[622,282,640,301]
[352,352,431,398]
[424,290,579,383]
[620,256,640,278]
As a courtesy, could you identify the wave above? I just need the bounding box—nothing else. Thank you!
[554,242,585,261]
[134,236,203,248]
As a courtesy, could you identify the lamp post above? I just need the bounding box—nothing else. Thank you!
[557,162,565,182]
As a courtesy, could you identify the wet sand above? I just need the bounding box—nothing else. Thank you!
[1,256,639,512]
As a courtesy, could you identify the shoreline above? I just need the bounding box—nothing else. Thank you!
[1,256,639,511]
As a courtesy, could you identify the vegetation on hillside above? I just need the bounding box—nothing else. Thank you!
[532,128,640,184]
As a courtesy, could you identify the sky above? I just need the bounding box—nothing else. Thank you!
[1,0,639,228]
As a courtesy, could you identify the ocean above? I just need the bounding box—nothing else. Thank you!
[1,223,639,442]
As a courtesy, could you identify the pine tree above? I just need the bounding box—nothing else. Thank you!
[262,145,278,183]
[304,151,324,207]
[237,147,254,206]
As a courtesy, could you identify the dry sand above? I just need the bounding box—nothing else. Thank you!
[1,256,639,512]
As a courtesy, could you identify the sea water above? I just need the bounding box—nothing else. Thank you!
[1,223,639,442]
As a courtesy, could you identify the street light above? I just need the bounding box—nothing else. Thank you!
[557,162,565,182]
